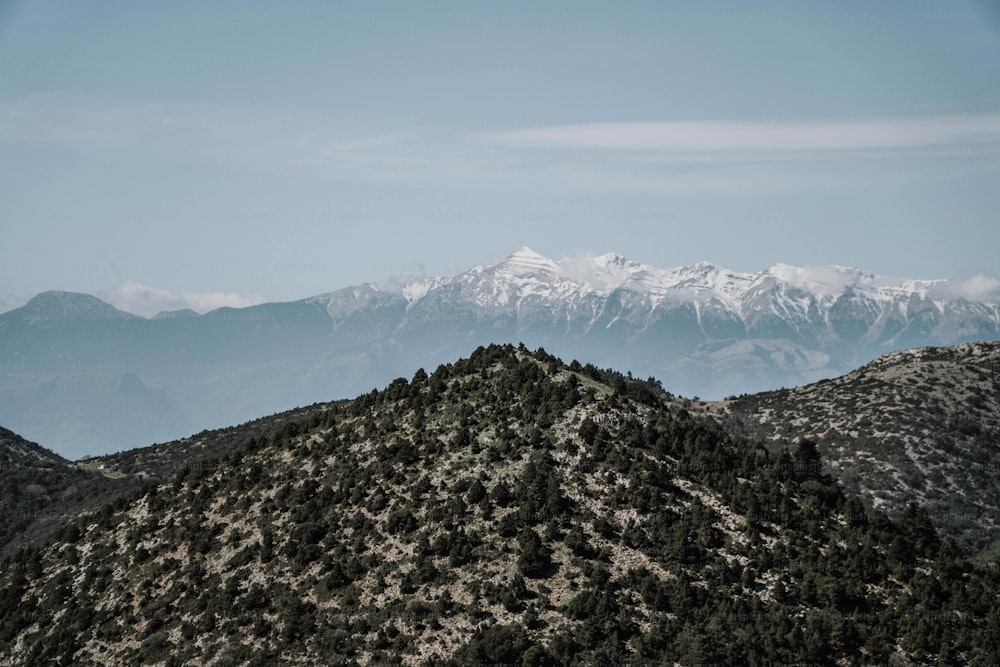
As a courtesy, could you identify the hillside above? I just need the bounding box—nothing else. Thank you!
[1,345,998,665]
[0,427,126,553]
[88,402,349,484]
[0,403,348,558]
[717,341,1000,557]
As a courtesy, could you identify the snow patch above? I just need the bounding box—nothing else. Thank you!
[315,247,998,335]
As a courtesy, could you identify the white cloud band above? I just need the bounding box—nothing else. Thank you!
[475,115,1000,155]
[2,94,999,196]
[100,281,266,318]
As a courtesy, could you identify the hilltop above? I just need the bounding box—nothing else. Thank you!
[1,345,997,665]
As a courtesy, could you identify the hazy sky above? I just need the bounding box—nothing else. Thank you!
[2,0,999,316]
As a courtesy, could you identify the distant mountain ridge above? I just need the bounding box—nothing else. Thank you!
[323,247,996,346]
[302,246,999,401]
[8,291,140,323]
[1,249,997,456]
[368,247,953,312]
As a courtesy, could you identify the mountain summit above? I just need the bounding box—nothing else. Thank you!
[321,249,997,391]
[13,291,139,323]
[499,246,560,275]
[2,250,998,455]
[341,249,990,331]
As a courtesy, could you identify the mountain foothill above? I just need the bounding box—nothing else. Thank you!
[1,343,999,665]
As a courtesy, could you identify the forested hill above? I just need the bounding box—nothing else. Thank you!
[0,427,112,551]
[716,340,1000,557]
[1,345,998,665]
[0,403,347,558]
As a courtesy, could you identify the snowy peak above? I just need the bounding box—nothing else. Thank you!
[556,252,649,294]
[665,261,735,288]
[478,248,662,304]
[765,264,864,299]
[684,260,725,275]
[357,249,998,315]
[593,252,636,271]
[764,263,944,301]
[497,247,560,276]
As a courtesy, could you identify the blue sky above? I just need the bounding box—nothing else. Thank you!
[2,0,999,316]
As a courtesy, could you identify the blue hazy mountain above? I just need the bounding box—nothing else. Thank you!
[1,251,997,457]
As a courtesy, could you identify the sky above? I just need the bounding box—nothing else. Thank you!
[2,0,999,317]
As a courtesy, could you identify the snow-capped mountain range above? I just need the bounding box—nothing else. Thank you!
[316,247,997,368]
[328,246,981,330]
[1,248,998,456]
[387,247,944,307]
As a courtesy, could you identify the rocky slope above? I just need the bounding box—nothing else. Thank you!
[716,341,1000,557]
[0,403,347,557]
[1,345,997,665]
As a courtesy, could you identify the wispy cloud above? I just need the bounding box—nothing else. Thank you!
[100,282,266,318]
[771,265,1000,303]
[0,93,448,176]
[933,274,1000,302]
[475,115,1000,158]
[2,94,998,197]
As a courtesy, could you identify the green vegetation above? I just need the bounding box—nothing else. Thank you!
[721,341,1000,556]
[1,344,998,664]
[0,427,133,554]
[0,402,350,558]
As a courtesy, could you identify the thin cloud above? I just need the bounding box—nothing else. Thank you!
[475,115,1000,157]
[0,93,446,178]
[3,94,998,197]
[768,264,876,299]
[100,282,266,318]
[932,274,1000,303]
